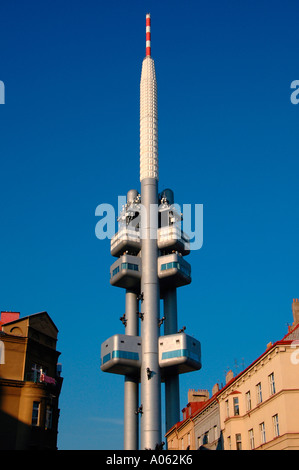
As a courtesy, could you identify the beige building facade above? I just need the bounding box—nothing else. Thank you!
[166,299,299,450]
[219,339,299,450]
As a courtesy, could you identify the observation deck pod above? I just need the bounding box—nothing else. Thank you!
[101,333,201,381]
[110,227,141,257]
[101,334,141,378]
[157,226,190,256]
[159,333,201,379]
[158,253,191,290]
[110,254,141,292]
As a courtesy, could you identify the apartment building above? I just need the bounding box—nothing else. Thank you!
[166,299,299,450]
[0,310,63,450]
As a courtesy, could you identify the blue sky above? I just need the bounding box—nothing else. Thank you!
[0,0,298,449]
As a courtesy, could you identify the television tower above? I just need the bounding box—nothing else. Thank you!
[101,14,201,450]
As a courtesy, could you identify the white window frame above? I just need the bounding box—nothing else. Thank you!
[235,433,242,450]
[45,405,53,430]
[0,340,5,364]
[245,390,251,411]
[225,399,229,418]
[260,422,266,444]
[269,372,276,395]
[214,425,218,441]
[31,401,40,427]
[203,430,209,445]
[273,414,280,438]
[256,382,263,404]
[233,396,240,416]
[249,428,255,449]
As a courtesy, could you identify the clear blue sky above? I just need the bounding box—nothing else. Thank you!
[0,0,298,449]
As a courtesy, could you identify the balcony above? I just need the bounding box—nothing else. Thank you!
[24,371,57,386]
[110,227,141,257]
[157,225,190,255]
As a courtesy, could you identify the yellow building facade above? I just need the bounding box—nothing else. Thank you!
[166,299,299,450]
[0,311,63,450]
[219,338,299,450]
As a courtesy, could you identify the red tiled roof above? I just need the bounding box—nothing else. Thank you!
[0,311,20,326]
[166,397,217,436]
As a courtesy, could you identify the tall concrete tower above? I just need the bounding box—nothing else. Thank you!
[101,14,201,450]
[139,14,161,450]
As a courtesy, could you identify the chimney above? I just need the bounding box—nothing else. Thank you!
[188,389,209,403]
[212,383,220,395]
[292,299,299,327]
[0,311,20,325]
[226,369,234,384]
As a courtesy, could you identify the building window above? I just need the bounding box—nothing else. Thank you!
[112,266,119,277]
[245,391,251,411]
[260,422,266,444]
[248,429,255,449]
[31,363,45,382]
[233,397,240,416]
[235,433,242,450]
[160,261,190,277]
[225,399,229,418]
[31,401,40,426]
[227,436,231,450]
[161,261,179,271]
[256,382,263,404]
[273,414,280,438]
[203,431,209,445]
[0,340,5,364]
[187,433,191,449]
[121,262,139,271]
[45,405,53,430]
[269,372,276,395]
[214,425,218,441]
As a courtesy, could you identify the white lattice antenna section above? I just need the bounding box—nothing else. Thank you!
[140,15,158,181]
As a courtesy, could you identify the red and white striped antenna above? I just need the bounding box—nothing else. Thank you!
[146,13,151,56]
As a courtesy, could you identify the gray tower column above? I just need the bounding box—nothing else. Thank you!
[100,14,202,452]
[140,178,161,449]
[164,288,180,434]
[124,290,139,450]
